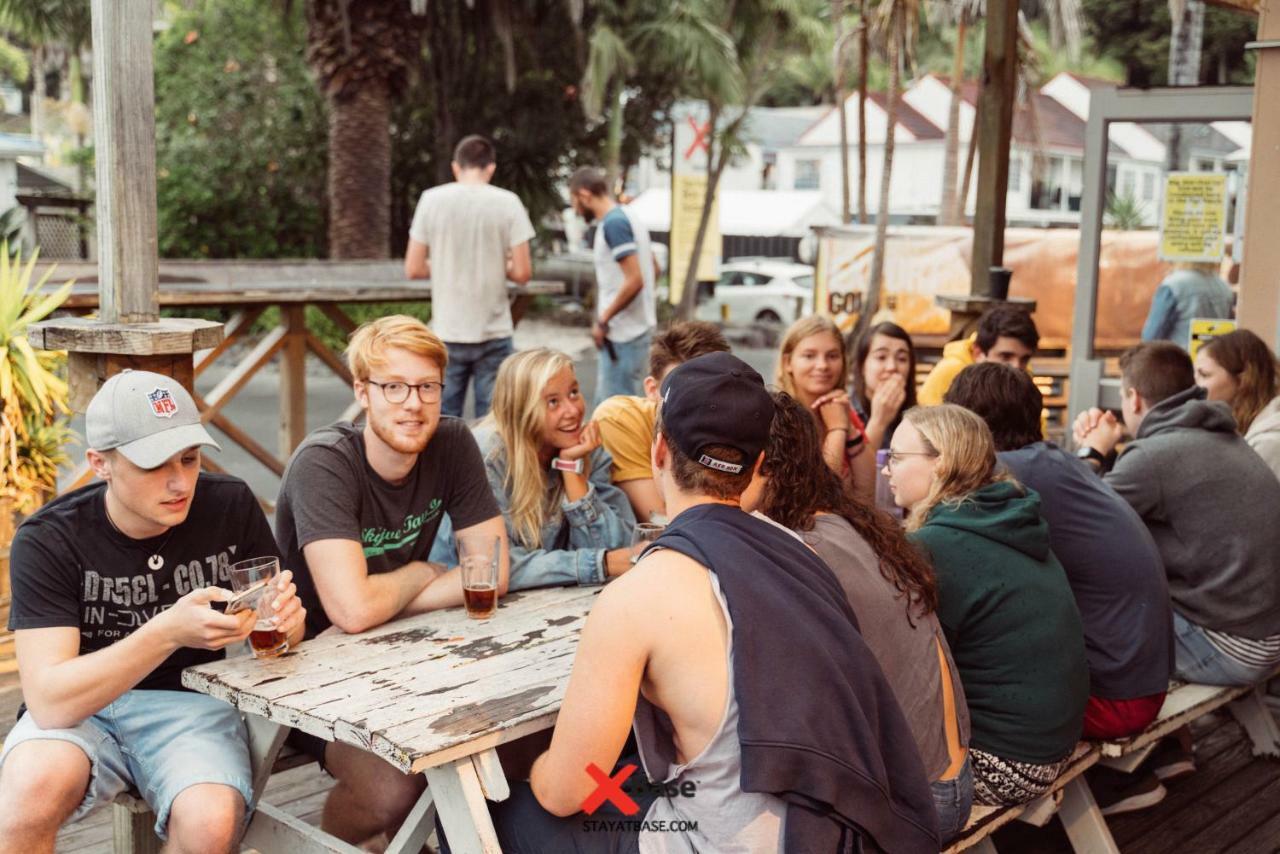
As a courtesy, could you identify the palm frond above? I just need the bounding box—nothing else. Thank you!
[581,23,633,120]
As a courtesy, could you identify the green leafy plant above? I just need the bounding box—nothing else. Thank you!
[0,246,73,515]
[1105,191,1147,231]
[153,0,328,258]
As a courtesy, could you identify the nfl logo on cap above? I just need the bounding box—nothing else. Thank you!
[86,370,220,469]
[147,388,178,418]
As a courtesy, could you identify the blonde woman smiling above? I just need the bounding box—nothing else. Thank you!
[434,348,636,590]
[775,316,875,497]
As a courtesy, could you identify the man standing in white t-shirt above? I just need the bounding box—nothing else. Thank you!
[568,166,658,400]
[405,136,536,418]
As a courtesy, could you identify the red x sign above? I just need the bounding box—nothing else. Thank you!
[683,116,711,161]
[580,762,640,815]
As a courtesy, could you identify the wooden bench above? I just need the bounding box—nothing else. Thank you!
[945,670,1280,854]
[110,721,317,853]
[943,743,1104,854]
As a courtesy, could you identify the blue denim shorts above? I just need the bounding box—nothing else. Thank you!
[0,689,253,839]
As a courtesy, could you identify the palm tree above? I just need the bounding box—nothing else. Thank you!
[674,0,824,321]
[859,0,923,343]
[857,0,870,223]
[582,18,633,190]
[580,1,697,190]
[1165,0,1205,171]
[302,1,423,258]
[934,0,983,225]
[833,0,852,223]
[0,0,88,141]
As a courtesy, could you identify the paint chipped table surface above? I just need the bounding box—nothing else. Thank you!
[182,586,600,854]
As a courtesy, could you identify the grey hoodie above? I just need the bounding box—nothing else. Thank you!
[1105,386,1280,639]
[1245,396,1280,484]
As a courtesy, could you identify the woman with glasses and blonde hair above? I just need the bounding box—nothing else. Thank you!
[1194,328,1280,481]
[775,316,875,497]
[884,404,1088,808]
[434,348,636,591]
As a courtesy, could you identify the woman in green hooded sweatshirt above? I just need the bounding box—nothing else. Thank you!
[884,404,1089,807]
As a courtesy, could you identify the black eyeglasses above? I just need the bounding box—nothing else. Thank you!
[366,380,444,404]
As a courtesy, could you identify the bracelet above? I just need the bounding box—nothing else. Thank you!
[826,426,850,435]
[550,457,585,474]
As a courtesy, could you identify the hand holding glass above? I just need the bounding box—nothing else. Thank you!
[228,556,289,658]
[630,523,665,564]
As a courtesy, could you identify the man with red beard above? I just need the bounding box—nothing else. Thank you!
[275,314,508,849]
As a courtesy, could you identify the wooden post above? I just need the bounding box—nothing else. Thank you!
[279,305,308,460]
[1238,0,1280,348]
[90,0,159,324]
[31,1,223,407]
[968,0,1018,297]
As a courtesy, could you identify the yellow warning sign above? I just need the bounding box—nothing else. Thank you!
[1188,318,1236,359]
[1159,173,1228,263]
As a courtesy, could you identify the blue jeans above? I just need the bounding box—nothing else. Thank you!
[931,754,974,844]
[1172,610,1279,686]
[596,330,651,403]
[443,337,514,419]
[0,690,252,839]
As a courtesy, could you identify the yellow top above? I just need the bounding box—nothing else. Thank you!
[592,395,659,483]
[918,334,978,407]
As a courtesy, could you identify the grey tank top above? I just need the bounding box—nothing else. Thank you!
[634,572,786,854]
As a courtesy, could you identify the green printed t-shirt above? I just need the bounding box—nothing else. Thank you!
[275,418,499,637]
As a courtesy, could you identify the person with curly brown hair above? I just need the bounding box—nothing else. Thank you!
[742,391,973,841]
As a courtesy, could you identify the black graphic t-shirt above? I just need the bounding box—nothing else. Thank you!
[7,473,281,692]
[274,418,500,637]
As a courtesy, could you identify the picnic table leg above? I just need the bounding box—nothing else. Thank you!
[384,786,437,854]
[424,754,504,854]
[1228,686,1280,758]
[245,714,291,808]
[1057,775,1120,854]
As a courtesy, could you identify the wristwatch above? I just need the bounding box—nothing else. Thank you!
[1075,445,1107,469]
[550,457,585,474]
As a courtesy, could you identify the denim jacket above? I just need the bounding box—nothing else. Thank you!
[1140,269,1233,349]
[428,425,635,590]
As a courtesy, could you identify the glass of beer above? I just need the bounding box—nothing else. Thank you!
[457,533,500,620]
[630,522,665,564]
[228,556,289,658]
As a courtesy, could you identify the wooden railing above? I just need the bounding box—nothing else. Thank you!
[39,260,564,506]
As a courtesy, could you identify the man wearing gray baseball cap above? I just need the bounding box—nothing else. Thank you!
[0,370,306,851]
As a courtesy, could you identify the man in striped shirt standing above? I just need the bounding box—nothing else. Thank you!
[568,167,659,401]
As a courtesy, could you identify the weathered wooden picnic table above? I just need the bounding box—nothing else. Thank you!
[182,585,600,854]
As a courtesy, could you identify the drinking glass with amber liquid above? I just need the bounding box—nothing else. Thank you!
[457,533,500,620]
[229,556,290,658]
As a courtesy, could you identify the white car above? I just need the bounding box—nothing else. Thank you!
[694,258,815,326]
